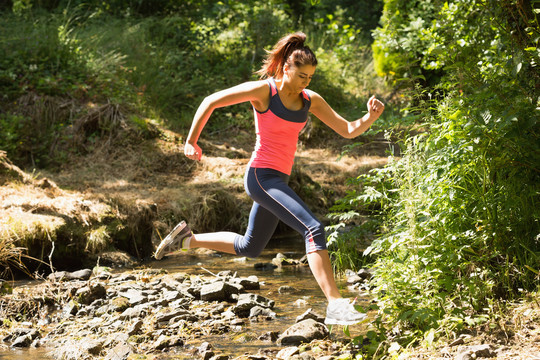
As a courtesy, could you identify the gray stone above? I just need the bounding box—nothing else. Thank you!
[357,268,372,280]
[155,308,190,323]
[76,283,107,305]
[201,281,239,302]
[10,328,39,347]
[295,308,325,324]
[62,301,79,318]
[118,288,146,306]
[249,306,276,319]
[238,293,275,308]
[162,290,182,302]
[232,276,260,290]
[276,346,299,359]
[104,343,133,360]
[11,334,33,348]
[232,293,275,318]
[82,339,103,355]
[119,305,146,320]
[258,331,279,342]
[127,319,143,336]
[48,269,93,281]
[153,335,171,350]
[278,319,329,346]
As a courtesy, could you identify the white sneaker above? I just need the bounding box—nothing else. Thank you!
[154,221,193,260]
[324,298,367,325]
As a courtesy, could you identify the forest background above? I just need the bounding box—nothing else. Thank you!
[0,0,539,358]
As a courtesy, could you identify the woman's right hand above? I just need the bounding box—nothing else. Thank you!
[184,142,202,161]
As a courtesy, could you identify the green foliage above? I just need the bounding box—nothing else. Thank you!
[328,0,540,354]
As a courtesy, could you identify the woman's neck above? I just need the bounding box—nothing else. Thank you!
[274,77,297,97]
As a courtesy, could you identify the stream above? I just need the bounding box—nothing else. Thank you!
[0,235,370,359]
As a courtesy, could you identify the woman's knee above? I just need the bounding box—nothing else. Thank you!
[306,221,327,252]
[234,236,265,258]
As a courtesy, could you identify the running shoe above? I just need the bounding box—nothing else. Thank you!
[154,221,193,260]
[324,298,367,325]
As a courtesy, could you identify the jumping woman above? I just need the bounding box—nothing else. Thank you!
[155,31,385,325]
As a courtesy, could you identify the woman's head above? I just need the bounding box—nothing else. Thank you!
[257,32,318,80]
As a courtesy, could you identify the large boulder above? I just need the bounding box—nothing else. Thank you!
[277,319,329,346]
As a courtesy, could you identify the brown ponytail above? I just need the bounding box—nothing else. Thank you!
[257,31,318,79]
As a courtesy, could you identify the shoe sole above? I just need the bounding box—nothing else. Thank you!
[324,314,367,326]
[154,221,188,260]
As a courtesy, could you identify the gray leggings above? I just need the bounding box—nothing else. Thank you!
[233,167,327,258]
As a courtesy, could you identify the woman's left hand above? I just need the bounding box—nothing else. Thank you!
[367,95,385,119]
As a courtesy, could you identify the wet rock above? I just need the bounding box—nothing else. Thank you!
[276,346,299,359]
[249,306,277,320]
[357,268,372,281]
[76,283,107,305]
[48,269,93,281]
[197,341,215,360]
[272,253,294,267]
[293,299,309,307]
[345,269,362,285]
[296,308,325,324]
[278,319,329,346]
[233,275,260,290]
[201,281,239,302]
[278,285,299,294]
[11,329,40,348]
[254,262,278,271]
[258,331,279,342]
[232,293,275,318]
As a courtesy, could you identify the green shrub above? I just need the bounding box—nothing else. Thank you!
[328,0,540,353]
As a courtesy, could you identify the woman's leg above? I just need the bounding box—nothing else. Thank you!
[245,168,341,301]
[190,200,280,258]
[189,232,238,254]
[307,250,341,301]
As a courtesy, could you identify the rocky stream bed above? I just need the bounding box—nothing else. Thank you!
[0,251,374,360]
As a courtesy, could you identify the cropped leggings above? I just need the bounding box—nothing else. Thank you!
[233,167,327,258]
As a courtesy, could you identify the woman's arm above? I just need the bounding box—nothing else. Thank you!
[309,91,385,139]
[185,81,269,161]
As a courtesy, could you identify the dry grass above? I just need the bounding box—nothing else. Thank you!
[1,98,391,276]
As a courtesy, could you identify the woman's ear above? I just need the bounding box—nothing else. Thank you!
[283,63,290,75]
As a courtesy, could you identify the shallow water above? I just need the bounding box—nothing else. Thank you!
[0,235,370,359]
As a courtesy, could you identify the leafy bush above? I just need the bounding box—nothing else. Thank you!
[328,0,540,353]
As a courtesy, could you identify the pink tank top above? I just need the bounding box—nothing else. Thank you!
[248,78,311,175]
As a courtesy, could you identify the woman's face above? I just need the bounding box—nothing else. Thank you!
[284,64,316,93]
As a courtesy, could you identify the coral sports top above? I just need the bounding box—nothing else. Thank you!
[248,78,311,175]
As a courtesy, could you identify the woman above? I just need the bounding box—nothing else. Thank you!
[155,32,384,325]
